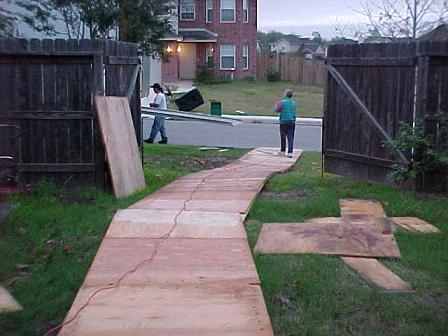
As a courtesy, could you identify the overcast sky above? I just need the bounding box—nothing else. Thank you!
[258,0,368,38]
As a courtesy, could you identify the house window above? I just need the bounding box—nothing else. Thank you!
[242,44,249,70]
[243,0,249,23]
[221,0,235,22]
[206,48,214,68]
[220,44,235,70]
[180,0,195,21]
[206,0,213,23]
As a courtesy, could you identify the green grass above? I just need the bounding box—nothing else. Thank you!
[0,145,248,336]
[169,80,324,117]
[246,152,448,336]
[1,147,447,336]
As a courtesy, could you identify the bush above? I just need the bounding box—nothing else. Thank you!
[385,111,448,183]
[196,67,231,85]
[265,68,281,82]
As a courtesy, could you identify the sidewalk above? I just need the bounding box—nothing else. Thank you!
[60,148,303,335]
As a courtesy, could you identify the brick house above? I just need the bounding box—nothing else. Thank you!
[161,0,257,83]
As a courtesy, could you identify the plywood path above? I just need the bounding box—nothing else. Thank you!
[60,148,302,336]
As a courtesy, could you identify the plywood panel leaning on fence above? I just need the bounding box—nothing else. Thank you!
[94,96,145,198]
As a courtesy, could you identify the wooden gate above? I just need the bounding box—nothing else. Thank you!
[323,40,448,191]
[0,38,141,188]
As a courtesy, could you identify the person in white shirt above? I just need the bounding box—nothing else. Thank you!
[145,83,168,144]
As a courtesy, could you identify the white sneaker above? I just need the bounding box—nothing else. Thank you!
[287,153,293,158]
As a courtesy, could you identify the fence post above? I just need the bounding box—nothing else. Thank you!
[415,41,447,192]
[93,54,106,188]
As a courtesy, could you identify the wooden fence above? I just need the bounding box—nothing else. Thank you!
[0,38,141,188]
[323,40,448,192]
[257,53,325,86]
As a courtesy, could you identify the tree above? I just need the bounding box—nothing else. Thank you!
[357,0,448,39]
[16,0,174,54]
[0,0,17,36]
[312,31,323,46]
[16,0,88,39]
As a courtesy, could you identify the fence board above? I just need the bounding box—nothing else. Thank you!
[0,38,141,188]
[324,40,447,190]
[257,53,325,86]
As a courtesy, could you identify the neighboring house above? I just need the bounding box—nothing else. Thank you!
[270,36,326,59]
[269,35,301,53]
[161,0,257,83]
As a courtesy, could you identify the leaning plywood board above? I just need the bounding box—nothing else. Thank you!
[0,285,22,312]
[341,257,414,293]
[95,96,145,198]
[390,217,441,234]
[254,222,401,258]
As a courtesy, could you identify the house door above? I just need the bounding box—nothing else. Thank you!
[179,43,196,80]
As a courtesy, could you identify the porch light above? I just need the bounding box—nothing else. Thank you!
[177,45,182,53]
[166,45,173,53]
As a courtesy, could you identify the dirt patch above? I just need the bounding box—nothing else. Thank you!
[149,155,237,170]
[179,157,236,170]
[261,188,311,200]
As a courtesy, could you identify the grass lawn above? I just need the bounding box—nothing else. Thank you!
[0,145,248,336]
[247,152,448,336]
[1,146,447,336]
[169,80,324,117]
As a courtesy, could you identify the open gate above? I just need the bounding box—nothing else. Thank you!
[323,40,448,191]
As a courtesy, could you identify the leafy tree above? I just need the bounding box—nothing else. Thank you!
[257,30,288,44]
[0,0,17,36]
[16,0,174,54]
[312,31,323,46]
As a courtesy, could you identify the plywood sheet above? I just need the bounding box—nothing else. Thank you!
[390,217,440,233]
[341,257,414,292]
[306,217,394,234]
[158,180,265,193]
[95,96,145,198]
[254,222,401,258]
[0,286,22,313]
[60,284,274,336]
[185,199,254,214]
[339,199,386,221]
[106,209,246,239]
[105,209,179,238]
[181,171,272,180]
[84,238,259,286]
[129,199,187,211]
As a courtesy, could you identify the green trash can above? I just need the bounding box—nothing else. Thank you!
[210,101,222,116]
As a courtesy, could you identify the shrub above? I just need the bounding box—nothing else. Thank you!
[265,69,281,82]
[196,67,231,85]
[385,111,448,183]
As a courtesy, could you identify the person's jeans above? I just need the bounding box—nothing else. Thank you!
[148,115,167,142]
[280,122,295,154]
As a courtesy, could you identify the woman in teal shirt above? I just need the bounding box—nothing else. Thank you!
[274,89,297,158]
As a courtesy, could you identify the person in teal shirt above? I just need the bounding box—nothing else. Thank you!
[274,89,297,158]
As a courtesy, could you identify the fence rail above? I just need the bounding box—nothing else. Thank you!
[256,53,325,86]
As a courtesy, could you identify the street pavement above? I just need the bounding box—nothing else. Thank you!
[142,118,322,151]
